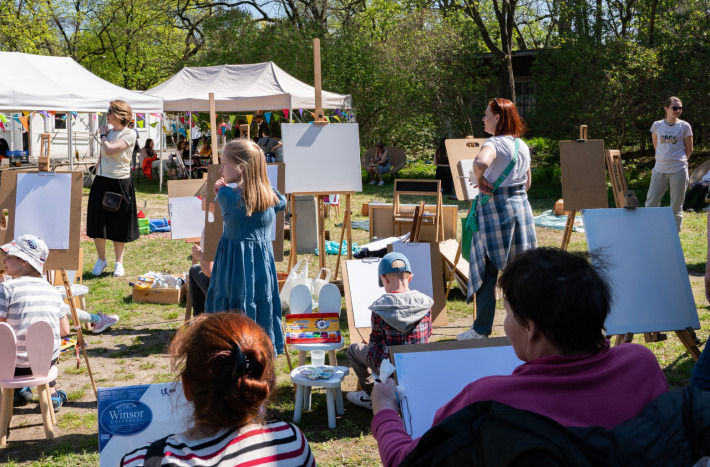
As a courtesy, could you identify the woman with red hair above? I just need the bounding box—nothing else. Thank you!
[120,313,315,466]
[457,98,537,340]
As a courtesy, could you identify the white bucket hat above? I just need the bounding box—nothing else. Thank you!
[1,234,49,275]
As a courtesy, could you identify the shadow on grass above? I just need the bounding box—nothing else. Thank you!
[87,327,174,358]
[3,433,98,464]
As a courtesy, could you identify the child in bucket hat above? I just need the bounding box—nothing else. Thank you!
[346,252,433,410]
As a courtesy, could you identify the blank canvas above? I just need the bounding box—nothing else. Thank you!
[583,207,699,334]
[345,259,385,328]
[266,164,278,241]
[457,159,480,201]
[393,341,521,438]
[392,243,433,299]
[169,196,205,240]
[15,173,71,249]
[282,123,362,193]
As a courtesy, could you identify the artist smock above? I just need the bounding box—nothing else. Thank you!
[204,185,287,354]
[651,119,693,173]
[371,342,669,467]
[100,128,136,179]
[481,136,530,187]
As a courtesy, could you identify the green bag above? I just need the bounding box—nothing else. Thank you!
[460,138,520,263]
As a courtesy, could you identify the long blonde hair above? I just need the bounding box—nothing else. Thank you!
[222,139,279,216]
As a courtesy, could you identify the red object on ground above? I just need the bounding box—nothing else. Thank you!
[137,210,146,218]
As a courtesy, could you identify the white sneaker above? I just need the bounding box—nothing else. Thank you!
[457,328,488,340]
[92,312,119,334]
[369,180,376,185]
[346,390,372,410]
[92,258,108,276]
[378,181,385,186]
[113,262,124,277]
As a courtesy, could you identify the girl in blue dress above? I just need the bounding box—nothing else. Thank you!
[204,139,287,353]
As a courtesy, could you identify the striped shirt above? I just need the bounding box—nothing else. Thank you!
[0,277,68,367]
[120,420,316,467]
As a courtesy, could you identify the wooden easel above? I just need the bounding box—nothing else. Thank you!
[408,201,426,242]
[59,269,98,397]
[39,133,51,171]
[605,149,639,208]
[392,179,444,241]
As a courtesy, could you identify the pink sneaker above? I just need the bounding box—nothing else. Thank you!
[92,312,119,334]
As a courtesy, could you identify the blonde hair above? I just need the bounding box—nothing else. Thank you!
[109,100,133,126]
[221,139,279,216]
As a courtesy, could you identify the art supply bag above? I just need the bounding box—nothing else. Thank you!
[311,268,331,305]
[280,259,312,311]
[102,192,124,212]
[461,138,520,262]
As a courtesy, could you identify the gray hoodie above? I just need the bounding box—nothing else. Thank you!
[368,290,434,333]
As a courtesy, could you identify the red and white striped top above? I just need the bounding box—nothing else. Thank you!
[120,420,316,467]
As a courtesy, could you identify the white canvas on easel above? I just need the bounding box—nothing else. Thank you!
[15,173,71,249]
[169,197,208,240]
[457,160,480,201]
[345,259,385,328]
[391,243,434,299]
[583,207,700,335]
[282,123,362,193]
[392,339,522,438]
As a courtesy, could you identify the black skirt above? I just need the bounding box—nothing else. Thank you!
[87,175,140,242]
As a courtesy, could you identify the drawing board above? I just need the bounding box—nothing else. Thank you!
[203,163,285,262]
[390,242,447,326]
[391,338,522,438]
[167,179,209,240]
[559,139,608,211]
[343,258,383,342]
[457,160,480,201]
[445,138,487,201]
[583,207,699,334]
[15,173,72,249]
[0,170,82,270]
[282,123,362,193]
[369,204,459,242]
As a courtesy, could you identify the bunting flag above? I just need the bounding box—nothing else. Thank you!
[19,116,29,131]
[137,113,144,119]
[171,124,177,133]
[282,109,289,120]
[206,122,210,129]
[187,128,191,139]
[334,109,341,115]
[230,115,237,125]
[299,109,304,117]
[180,116,185,124]
[246,115,253,125]
[162,125,169,133]
[137,120,144,129]
[0,114,7,123]
[274,114,280,122]
[49,111,56,117]
[151,113,162,119]
[178,128,187,137]
[150,122,159,128]
[22,111,29,117]
[0,122,4,131]
[264,112,272,124]
[71,111,78,119]
[14,115,21,124]
[334,115,340,122]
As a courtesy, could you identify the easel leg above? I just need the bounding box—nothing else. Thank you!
[346,195,353,260]
[318,196,327,270]
[334,217,346,280]
[560,211,576,251]
[289,195,298,271]
[445,241,462,301]
[676,329,701,361]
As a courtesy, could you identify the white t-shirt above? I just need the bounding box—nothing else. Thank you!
[481,135,530,187]
[651,119,693,173]
[100,127,136,179]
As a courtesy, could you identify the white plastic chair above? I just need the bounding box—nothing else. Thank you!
[324,195,340,218]
[0,321,58,445]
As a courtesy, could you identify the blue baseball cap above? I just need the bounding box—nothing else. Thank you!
[378,252,412,287]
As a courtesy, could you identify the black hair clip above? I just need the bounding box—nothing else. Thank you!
[231,343,251,381]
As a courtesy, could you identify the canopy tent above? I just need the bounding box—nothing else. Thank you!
[0,52,163,113]
[144,62,351,112]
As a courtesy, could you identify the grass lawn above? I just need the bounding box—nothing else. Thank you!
[2,160,709,466]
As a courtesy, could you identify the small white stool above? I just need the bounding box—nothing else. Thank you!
[290,365,349,429]
[291,339,344,410]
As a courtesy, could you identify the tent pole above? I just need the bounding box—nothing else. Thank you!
[68,112,74,171]
[209,93,218,166]
[159,113,164,192]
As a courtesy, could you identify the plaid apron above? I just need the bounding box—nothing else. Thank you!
[467,185,537,299]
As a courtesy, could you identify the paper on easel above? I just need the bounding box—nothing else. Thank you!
[345,259,385,328]
[266,165,279,241]
[15,173,71,249]
[457,160,480,201]
[169,196,208,239]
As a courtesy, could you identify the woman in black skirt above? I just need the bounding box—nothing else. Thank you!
[87,100,139,277]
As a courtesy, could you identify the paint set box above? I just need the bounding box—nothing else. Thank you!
[284,313,341,343]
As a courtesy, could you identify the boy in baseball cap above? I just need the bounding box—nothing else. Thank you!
[346,252,433,409]
[0,234,70,411]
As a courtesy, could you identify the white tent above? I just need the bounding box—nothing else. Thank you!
[0,52,163,113]
[144,62,351,112]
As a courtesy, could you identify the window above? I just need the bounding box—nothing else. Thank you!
[54,113,67,130]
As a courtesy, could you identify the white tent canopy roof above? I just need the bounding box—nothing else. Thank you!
[0,52,164,113]
[144,62,351,112]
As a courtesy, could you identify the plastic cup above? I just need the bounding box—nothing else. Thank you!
[311,350,326,367]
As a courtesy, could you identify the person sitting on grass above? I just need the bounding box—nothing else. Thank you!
[346,252,433,410]
[120,312,316,466]
[0,235,70,412]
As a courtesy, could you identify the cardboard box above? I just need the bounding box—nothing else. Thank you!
[132,283,187,304]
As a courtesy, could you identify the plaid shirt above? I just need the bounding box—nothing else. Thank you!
[468,185,537,298]
[367,311,432,371]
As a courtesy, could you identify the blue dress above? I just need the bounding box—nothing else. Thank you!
[204,185,287,354]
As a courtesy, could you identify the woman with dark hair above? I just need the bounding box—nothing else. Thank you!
[366,142,390,186]
[434,138,453,195]
[87,100,139,277]
[371,248,669,467]
[140,138,160,180]
[457,98,537,340]
[120,312,315,466]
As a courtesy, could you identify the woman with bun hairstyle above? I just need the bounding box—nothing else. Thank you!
[120,312,315,466]
[457,98,537,341]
